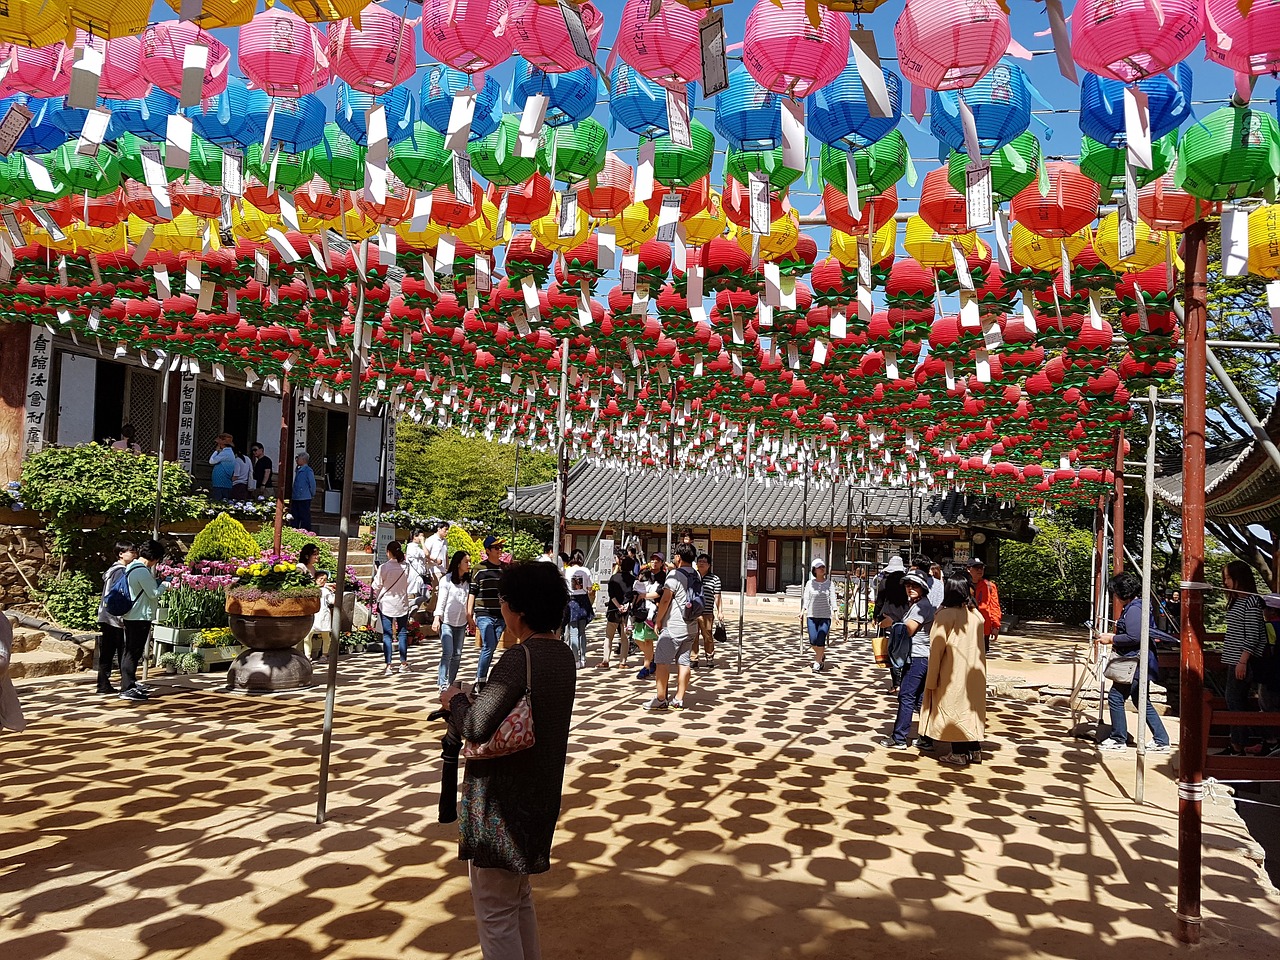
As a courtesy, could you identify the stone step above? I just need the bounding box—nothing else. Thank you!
[9,647,87,681]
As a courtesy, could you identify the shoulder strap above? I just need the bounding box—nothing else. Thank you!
[523,642,532,692]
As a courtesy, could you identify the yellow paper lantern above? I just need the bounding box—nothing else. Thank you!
[282,0,369,24]
[529,203,590,254]
[67,0,151,38]
[605,201,660,250]
[733,211,799,261]
[397,219,445,251]
[1247,204,1280,279]
[151,211,208,253]
[331,207,379,242]
[232,202,282,243]
[1093,211,1168,273]
[25,222,76,253]
[161,0,256,28]
[904,215,976,270]
[65,221,126,254]
[830,220,897,269]
[683,191,727,247]
[0,0,71,47]
[455,193,508,251]
[1010,222,1090,271]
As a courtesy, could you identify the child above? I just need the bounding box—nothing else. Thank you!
[310,571,335,664]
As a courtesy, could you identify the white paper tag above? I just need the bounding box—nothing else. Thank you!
[748,170,771,236]
[656,193,681,242]
[23,156,55,196]
[781,98,805,173]
[1124,87,1153,171]
[960,296,981,329]
[410,191,434,232]
[850,29,892,119]
[994,208,1012,271]
[1117,206,1137,262]
[812,339,828,365]
[951,242,974,291]
[1268,281,1280,335]
[0,102,33,156]
[452,153,473,205]
[699,11,728,96]
[1222,206,1250,277]
[265,227,301,263]
[666,89,692,148]
[518,95,547,159]
[76,108,111,157]
[436,234,456,274]
[635,139,655,204]
[221,146,243,197]
[446,90,477,154]
[1,211,25,247]
[597,225,616,270]
[620,250,639,293]
[885,349,899,379]
[965,160,993,229]
[180,42,210,108]
[30,206,65,241]
[982,319,1004,349]
[166,114,193,170]
[830,309,846,340]
[558,190,579,237]
[958,98,982,163]
[132,225,155,264]
[69,44,104,111]
[154,265,171,298]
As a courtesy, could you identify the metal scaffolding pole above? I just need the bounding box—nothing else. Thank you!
[552,338,570,552]
[151,369,171,540]
[1136,386,1159,805]
[272,379,294,556]
[736,429,751,675]
[1205,346,1280,476]
[317,271,366,825]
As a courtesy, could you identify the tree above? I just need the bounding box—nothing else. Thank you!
[999,515,1095,601]
[394,422,556,534]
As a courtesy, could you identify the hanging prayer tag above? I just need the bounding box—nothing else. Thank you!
[1123,87,1153,171]
[1,211,25,248]
[557,0,596,65]
[965,159,993,229]
[951,242,974,291]
[154,265,171,298]
[666,89,692,148]
[222,145,243,197]
[517,95,547,159]
[445,90,477,154]
[558,190,579,238]
[781,98,805,173]
[180,43,210,108]
[885,350,899,379]
[856,237,872,289]
[0,101,32,156]
[493,188,509,237]
[166,114,193,170]
[957,98,982,163]
[635,139,655,203]
[410,191,434,232]
[453,153,473,205]
[1222,206,1250,277]
[850,30,892,119]
[830,309,847,340]
[656,193,682,242]
[699,11,729,96]
[620,250,638,293]
[1267,280,1280,335]
[69,44,103,111]
[1117,205,1137,262]
[845,149,861,220]
[748,170,770,236]
[597,225,617,270]
[75,108,111,157]
[812,339,828,366]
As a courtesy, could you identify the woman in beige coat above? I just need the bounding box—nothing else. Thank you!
[1,611,27,734]
[921,572,986,766]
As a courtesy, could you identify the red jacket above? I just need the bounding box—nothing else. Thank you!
[974,579,1002,634]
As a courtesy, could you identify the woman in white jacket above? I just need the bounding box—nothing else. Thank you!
[372,540,420,677]
[433,550,475,692]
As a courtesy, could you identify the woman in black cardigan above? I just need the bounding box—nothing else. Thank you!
[441,562,576,960]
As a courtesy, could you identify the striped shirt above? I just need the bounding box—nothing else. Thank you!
[701,573,722,614]
[1223,593,1268,667]
[470,560,503,615]
[804,578,835,620]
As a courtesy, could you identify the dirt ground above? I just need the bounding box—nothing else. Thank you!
[1,620,1276,960]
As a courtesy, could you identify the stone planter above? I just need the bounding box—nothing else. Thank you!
[152,625,202,654]
[225,591,321,692]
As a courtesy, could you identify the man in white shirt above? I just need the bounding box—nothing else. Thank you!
[424,521,450,583]
[644,542,698,712]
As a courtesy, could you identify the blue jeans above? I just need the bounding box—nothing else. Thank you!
[807,617,830,647]
[566,618,589,664]
[211,486,232,502]
[381,613,408,664]
[475,614,504,681]
[438,623,466,691]
[892,655,930,744]
[1108,677,1170,746]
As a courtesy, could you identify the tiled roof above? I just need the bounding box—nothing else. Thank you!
[504,460,1010,530]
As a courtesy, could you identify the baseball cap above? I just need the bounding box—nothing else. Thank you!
[968,558,986,569]
[882,556,906,574]
[650,551,665,562]
[811,558,827,571]
[483,535,505,549]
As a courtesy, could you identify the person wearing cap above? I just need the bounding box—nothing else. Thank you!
[803,558,835,673]
[469,536,507,683]
[643,542,698,711]
[873,557,910,690]
[968,559,1002,652]
[878,569,938,750]
[563,548,596,669]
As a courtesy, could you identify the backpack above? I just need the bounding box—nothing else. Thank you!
[104,564,139,617]
[675,567,705,623]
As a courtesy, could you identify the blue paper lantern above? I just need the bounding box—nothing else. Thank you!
[420,66,501,142]
[336,82,415,147]
[234,90,327,154]
[45,96,122,143]
[714,67,781,151]
[513,59,597,129]
[102,88,181,143]
[1079,63,1193,149]
[608,62,692,138]
[807,56,902,148]
[6,96,74,152]
[930,61,1031,156]
[185,76,251,146]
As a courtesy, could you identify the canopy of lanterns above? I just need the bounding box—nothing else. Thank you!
[1,0,1279,504]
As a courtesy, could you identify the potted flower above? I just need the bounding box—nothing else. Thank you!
[153,560,237,655]
[158,652,180,675]
[190,626,244,667]
[225,554,321,692]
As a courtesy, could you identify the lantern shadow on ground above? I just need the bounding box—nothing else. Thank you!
[0,622,1276,959]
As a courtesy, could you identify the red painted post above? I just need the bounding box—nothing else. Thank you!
[1176,219,1208,945]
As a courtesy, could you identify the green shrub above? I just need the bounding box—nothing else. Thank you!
[254,526,336,572]
[38,571,101,631]
[187,513,261,563]
[510,531,543,562]
[19,444,203,556]
[447,526,483,567]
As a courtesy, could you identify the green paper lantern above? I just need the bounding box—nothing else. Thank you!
[820,130,908,201]
[468,114,536,187]
[537,117,607,185]
[310,123,367,192]
[114,132,184,184]
[1078,130,1175,197]
[653,118,715,188]
[1176,106,1280,202]
[48,143,119,197]
[389,122,452,190]
[726,137,806,193]
[185,135,223,188]
[246,142,313,192]
[947,131,1041,201]
[0,154,35,203]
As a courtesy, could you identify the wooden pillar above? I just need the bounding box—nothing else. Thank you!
[0,325,30,482]
[1112,430,1126,619]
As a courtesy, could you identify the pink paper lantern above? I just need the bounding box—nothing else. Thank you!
[141,22,231,101]
[328,3,417,94]
[742,0,849,97]
[238,7,332,98]
[1204,0,1280,77]
[79,33,151,100]
[894,0,1010,91]
[611,0,703,88]
[421,0,516,76]
[1072,0,1202,84]
[511,0,604,73]
[7,43,73,98]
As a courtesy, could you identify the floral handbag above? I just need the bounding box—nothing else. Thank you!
[462,644,535,759]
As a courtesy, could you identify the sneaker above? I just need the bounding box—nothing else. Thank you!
[876,736,910,750]
[399,662,411,674]
[117,688,148,702]
[135,684,156,695]
[1098,738,1128,751]
[916,737,936,752]
[939,752,970,767]
[812,661,822,673]
[703,658,714,670]
[1267,743,1280,758]
[636,664,653,680]
[643,697,668,711]
[670,699,686,710]
[1144,741,1172,754]
[382,665,395,677]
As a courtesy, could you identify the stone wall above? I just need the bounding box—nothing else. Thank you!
[0,523,57,612]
